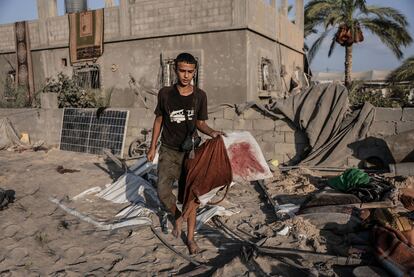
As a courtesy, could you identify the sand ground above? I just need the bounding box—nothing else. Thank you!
[0,148,374,276]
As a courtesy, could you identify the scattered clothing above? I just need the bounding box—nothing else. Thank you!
[328,168,370,192]
[372,225,414,277]
[328,169,392,202]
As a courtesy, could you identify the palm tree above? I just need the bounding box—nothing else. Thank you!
[387,56,414,83]
[305,0,412,87]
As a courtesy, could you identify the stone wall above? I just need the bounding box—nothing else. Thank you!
[0,106,305,162]
[1,107,413,164]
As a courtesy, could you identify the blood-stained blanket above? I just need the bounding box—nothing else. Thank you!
[223,131,272,182]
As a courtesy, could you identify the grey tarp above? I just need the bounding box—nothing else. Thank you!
[264,83,375,167]
[0,118,25,150]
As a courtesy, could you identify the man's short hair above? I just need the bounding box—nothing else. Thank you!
[174,52,198,70]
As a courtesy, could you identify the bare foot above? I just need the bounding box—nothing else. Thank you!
[172,217,183,238]
[187,240,200,254]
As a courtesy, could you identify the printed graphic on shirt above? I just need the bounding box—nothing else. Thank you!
[170,109,194,123]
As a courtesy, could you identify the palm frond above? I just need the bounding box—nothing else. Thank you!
[328,38,337,57]
[387,56,414,82]
[323,10,344,28]
[354,0,367,13]
[364,6,408,26]
[361,18,413,59]
[308,29,333,63]
[305,0,339,20]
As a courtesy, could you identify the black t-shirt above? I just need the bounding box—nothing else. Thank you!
[154,85,208,149]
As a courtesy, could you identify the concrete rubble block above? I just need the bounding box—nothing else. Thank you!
[223,107,237,120]
[242,109,265,120]
[262,131,284,143]
[253,119,275,131]
[368,122,396,137]
[396,122,414,134]
[374,107,402,122]
[274,143,296,155]
[233,119,253,130]
[214,118,234,130]
[402,108,414,122]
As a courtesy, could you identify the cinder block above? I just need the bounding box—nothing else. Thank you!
[243,109,265,120]
[258,141,275,159]
[214,118,233,130]
[276,120,296,132]
[274,143,296,155]
[402,108,414,121]
[396,122,414,134]
[223,107,237,120]
[233,119,253,130]
[284,131,295,143]
[253,119,275,131]
[262,131,284,143]
[374,107,402,122]
[369,121,396,137]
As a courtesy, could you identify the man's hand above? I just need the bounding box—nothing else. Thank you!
[147,147,156,162]
[210,130,226,138]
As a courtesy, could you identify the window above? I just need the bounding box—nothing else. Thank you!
[73,64,100,89]
[4,70,16,100]
[260,58,276,91]
[161,57,200,87]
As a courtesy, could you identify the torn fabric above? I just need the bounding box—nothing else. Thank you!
[265,83,375,167]
[0,118,25,150]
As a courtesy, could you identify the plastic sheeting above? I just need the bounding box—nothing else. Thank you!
[264,83,375,167]
[223,131,273,181]
[0,118,25,150]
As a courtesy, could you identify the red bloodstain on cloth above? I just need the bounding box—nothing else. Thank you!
[228,142,264,179]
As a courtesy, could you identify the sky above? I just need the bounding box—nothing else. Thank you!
[0,0,413,73]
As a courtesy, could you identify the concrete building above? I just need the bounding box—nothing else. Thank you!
[0,0,305,107]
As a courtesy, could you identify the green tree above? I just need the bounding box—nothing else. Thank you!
[387,55,414,83]
[305,0,412,87]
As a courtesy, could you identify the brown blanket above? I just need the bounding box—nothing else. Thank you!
[179,136,232,218]
[372,224,414,276]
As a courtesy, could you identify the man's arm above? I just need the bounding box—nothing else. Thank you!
[196,120,224,138]
[147,115,163,161]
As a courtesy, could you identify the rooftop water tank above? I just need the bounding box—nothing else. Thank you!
[65,0,87,13]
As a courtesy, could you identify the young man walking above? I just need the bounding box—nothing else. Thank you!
[147,52,223,254]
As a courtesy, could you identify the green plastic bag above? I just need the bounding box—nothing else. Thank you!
[327,168,370,192]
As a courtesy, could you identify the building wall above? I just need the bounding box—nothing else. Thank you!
[101,30,247,107]
[3,107,412,166]
[0,0,304,106]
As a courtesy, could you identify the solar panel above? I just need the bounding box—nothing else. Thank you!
[60,108,129,156]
